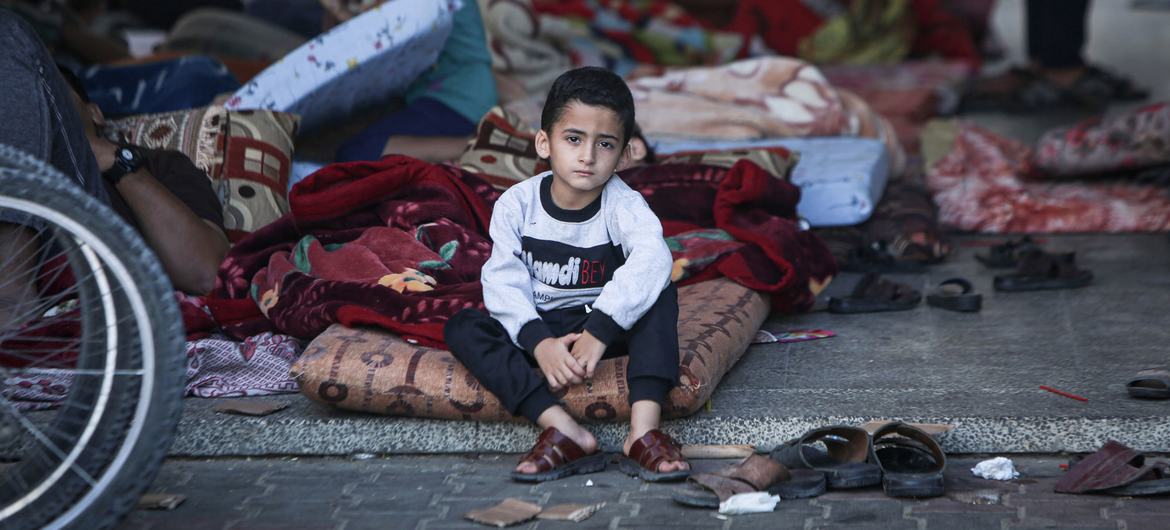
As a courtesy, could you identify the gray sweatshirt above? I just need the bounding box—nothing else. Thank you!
[481,172,673,353]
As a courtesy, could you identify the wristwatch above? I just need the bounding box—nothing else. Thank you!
[102,144,142,185]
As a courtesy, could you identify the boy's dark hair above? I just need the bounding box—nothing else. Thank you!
[541,66,635,147]
[56,64,90,103]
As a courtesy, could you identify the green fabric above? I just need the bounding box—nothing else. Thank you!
[404,1,497,124]
[799,0,914,65]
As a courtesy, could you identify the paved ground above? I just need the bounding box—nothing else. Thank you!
[166,233,1170,457]
[119,455,1170,530]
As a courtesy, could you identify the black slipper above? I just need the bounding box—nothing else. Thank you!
[993,250,1093,292]
[829,273,921,314]
[975,236,1039,269]
[871,422,946,498]
[1126,369,1170,400]
[926,278,982,312]
[770,426,882,490]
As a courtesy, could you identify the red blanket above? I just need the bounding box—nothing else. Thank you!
[208,156,836,346]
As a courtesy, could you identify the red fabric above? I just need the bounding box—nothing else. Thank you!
[207,156,836,347]
[621,162,837,313]
[928,123,1170,232]
[725,0,979,66]
[209,156,499,345]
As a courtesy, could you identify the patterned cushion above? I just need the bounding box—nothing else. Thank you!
[103,106,299,240]
[1033,102,1170,178]
[456,106,547,189]
[225,0,458,133]
[291,277,768,421]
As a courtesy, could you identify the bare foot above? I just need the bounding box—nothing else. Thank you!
[515,407,598,475]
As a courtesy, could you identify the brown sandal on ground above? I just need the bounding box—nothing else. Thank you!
[671,454,826,508]
[618,429,690,482]
[510,427,607,483]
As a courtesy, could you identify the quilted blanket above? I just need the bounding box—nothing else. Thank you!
[927,123,1170,233]
[208,156,836,347]
[628,57,905,172]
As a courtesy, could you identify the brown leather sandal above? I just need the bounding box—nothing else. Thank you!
[618,429,690,482]
[671,454,826,508]
[510,427,607,483]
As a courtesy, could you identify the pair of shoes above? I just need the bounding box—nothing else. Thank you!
[1056,440,1170,496]
[512,428,692,484]
[978,237,1094,292]
[829,274,982,313]
[771,424,946,498]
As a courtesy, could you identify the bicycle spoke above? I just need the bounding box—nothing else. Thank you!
[0,400,98,487]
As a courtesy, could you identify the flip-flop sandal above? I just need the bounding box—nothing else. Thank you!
[840,242,929,274]
[993,249,1093,292]
[769,425,881,489]
[829,273,922,314]
[926,278,982,313]
[619,429,690,482]
[1106,461,1170,496]
[871,422,946,498]
[975,236,1039,269]
[510,427,607,483]
[1126,369,1170,399]
[671,454,826,508]
[1055,440,1154,493]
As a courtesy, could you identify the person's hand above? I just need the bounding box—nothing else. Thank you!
[88,136,117,173]
[570,331,606,380]
[533,333,584,391]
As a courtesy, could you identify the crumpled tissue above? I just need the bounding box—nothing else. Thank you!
[718,492,780,515]
[971,457,1019,480]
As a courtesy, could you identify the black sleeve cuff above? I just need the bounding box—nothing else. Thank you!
[517,318,554,354]
[583,310,624,346]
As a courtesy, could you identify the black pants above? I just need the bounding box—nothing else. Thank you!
[445,284,679,423]
[1027,0,1090,69]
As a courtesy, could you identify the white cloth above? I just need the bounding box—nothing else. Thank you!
[718,492,780,515]
[971,457,1019,480]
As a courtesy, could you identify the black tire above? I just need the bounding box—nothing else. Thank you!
[0,144,185,530]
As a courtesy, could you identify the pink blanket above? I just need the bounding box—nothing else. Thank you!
[928,123,1170,233]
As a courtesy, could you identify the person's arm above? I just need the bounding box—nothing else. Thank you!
[584,189,673,346]
[92,141,228,295]
[481,188,584,387]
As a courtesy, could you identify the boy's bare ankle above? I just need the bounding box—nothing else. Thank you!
[535,406,597,453]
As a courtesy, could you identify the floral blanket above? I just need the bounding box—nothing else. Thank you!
[628,57,905,173]
[208,155,836,348]
[927,123,1170,233]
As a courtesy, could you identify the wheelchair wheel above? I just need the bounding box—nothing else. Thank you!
[0,144,185,529]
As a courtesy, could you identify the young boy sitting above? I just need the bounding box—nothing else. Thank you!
[444,67,689,483]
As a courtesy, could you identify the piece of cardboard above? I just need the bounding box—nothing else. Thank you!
[137,493,186,510]
[681,444,755,459]
[464,498,541,527]
[213,400,289,417]
[536,502,604,522]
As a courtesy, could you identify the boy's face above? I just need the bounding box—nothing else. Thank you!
[535,101,629,198]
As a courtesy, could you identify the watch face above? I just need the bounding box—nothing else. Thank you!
[119,147,135,161]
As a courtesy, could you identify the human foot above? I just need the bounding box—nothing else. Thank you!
[510,427,606,483]
[624,429,689,474]
[515,407,597,475]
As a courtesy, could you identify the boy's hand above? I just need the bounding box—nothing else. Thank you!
[570,331,607,380]
[533,334,584,391]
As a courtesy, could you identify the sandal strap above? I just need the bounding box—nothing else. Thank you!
[517,427,587,474]
[710,454,790,490]
[689,474,758,502]
[628,429,685,472]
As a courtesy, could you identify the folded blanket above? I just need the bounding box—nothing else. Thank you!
[629,57,905,172]
[209,156,836,346]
